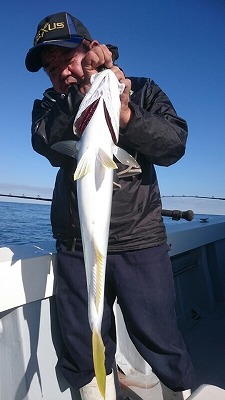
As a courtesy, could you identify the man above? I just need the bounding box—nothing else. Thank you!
[26,12,194,400]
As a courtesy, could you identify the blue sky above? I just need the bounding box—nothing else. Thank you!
[0,0,224,200]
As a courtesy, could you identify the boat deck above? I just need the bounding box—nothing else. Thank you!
[119,307,225,399]
[1,213,225,399]
[183,303,225,391]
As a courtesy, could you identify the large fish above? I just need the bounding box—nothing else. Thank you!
[52,69,140,398]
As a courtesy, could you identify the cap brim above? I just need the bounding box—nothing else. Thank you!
[25,38,83,72]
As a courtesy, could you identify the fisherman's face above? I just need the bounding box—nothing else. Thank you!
[41,45,87,94]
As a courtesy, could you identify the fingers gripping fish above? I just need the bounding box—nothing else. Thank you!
[51,69,140,398]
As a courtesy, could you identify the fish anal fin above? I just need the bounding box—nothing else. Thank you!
[92,329,106,399]
[94,243,105,311]
[98,148,118,170]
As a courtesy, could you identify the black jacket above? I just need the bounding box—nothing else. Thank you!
[31,77,188,251]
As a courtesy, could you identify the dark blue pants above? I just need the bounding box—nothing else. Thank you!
[55,243,194,391]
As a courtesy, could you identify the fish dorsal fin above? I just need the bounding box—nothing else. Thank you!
[74,148,93,180]
[51,140,79,159]
[98,148,118,170]
[113,146,140,168]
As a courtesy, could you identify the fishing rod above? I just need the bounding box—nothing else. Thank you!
[0,193,51,202]
[162,195,225,201]
[1,193,222,203]
[0,193,194,221]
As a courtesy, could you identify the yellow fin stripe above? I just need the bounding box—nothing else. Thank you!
[94,244,104,311]
[92,329,106,399]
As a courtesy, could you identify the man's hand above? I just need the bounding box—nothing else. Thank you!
[111,65,132,129]
[82,43,113,77]
[80,43,132,129]
[79,43,113,93]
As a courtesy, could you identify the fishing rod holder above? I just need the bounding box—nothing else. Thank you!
[161,209,194,221]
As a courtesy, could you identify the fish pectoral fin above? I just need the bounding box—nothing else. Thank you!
[98,148,117,170]
[74,149,93,180]
[92,328,106,399]
[51,140,79,159]
[113,146,140,168]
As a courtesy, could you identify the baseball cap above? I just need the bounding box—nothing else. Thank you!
[25,12,93,72]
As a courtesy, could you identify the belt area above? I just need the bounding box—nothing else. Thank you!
[59,238,83,252]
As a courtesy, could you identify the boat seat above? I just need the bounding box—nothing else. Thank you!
[188,384,225,399]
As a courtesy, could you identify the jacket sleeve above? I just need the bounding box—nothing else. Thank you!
[31,85,84,167]
[119,78,188,166]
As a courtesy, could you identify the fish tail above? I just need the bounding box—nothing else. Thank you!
[92,328,106,398]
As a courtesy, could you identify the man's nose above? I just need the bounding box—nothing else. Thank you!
[59,64,71,78]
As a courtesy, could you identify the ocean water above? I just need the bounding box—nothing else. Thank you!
[0,201,52,246]
[0,199,223,247]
